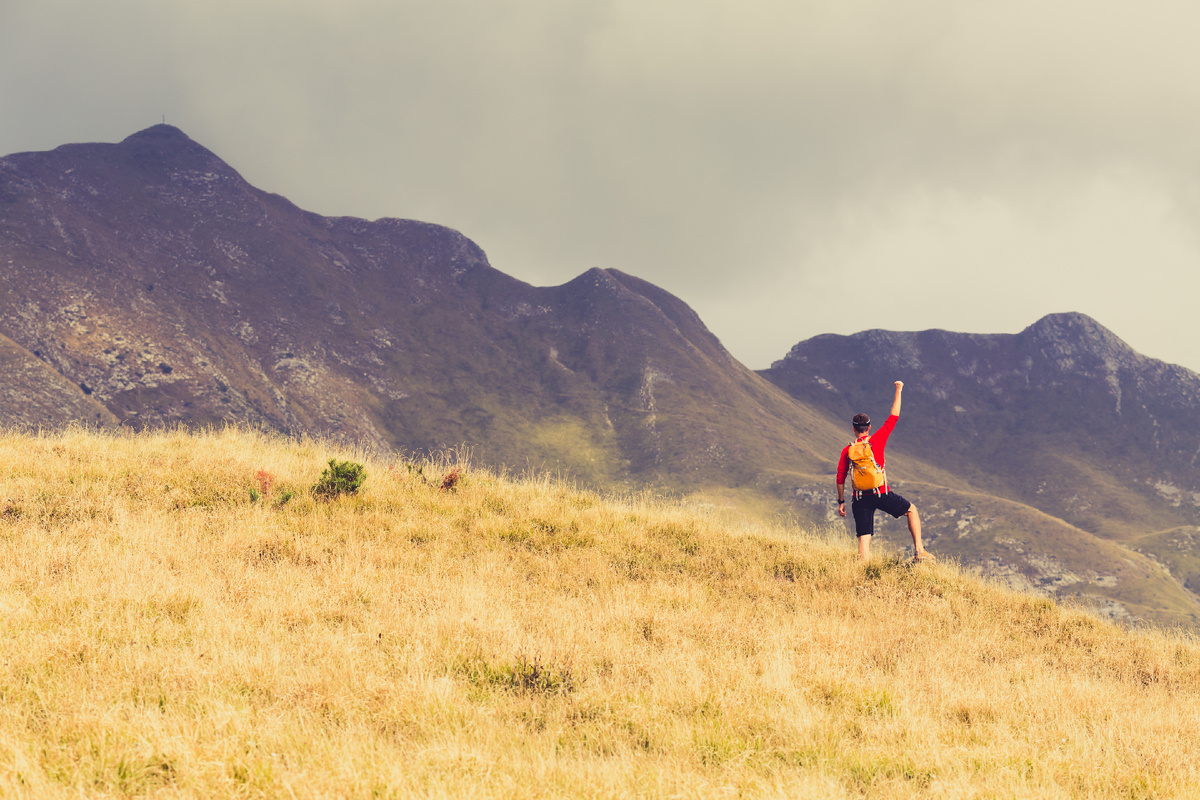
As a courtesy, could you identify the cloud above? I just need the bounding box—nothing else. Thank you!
[2,0,1199,370]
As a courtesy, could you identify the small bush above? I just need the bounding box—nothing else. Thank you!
[254,470,274,499]
[439,467,463,492]
[312,459,366,499]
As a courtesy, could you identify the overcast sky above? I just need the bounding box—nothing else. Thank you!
[3,0,1199,371]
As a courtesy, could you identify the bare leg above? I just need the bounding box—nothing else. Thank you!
[858,534,872,562]
[907,506,926,556]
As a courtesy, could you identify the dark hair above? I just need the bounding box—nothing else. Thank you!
[852,413,871,433]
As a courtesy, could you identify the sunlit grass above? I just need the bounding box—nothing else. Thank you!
[0,426,1196,797]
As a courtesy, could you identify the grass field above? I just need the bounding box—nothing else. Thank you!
[0,427,1197,798]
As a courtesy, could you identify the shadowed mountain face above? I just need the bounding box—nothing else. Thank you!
[0,125,842,486]
[762,314,1200,622]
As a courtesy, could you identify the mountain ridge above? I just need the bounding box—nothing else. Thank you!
[0,125,845,488]
[4,127,1200,628]
[762,312,1200,626]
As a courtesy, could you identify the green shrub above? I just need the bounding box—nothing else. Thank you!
[312,459,366,499]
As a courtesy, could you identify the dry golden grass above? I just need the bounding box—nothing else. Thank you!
[0,427,1197,798]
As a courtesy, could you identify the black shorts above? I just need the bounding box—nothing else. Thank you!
[851,491,912,537]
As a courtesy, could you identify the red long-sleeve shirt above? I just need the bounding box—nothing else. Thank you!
[836,414,898,487]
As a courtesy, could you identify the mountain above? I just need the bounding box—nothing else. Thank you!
[0,331,117,428]
[761,313,1200,626]
[4,127,1199,629]
[0,125,841,490]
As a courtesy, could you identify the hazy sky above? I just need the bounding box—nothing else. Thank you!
[3,0,1199,371]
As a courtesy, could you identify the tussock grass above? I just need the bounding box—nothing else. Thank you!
[0,427,1197,798]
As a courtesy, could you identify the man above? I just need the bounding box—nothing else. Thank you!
[836,381,934,563]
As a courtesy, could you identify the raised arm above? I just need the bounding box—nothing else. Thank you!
[890,381,903,417]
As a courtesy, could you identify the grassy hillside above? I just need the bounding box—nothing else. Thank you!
[1,429,1198,798]
[753,463,1200,630]
[758,316,1200,624]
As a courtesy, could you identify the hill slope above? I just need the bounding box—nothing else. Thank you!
[761,313,1200,627]
[0,125,843,488]
[0,428,1198,797]
[5,128,1200,629]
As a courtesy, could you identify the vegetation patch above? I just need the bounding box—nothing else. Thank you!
[457,654,579,697]
[311,458,365,499]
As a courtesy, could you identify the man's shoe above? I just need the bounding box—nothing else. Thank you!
[913,550,936,563]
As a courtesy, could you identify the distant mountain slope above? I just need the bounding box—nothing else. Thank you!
[5,128,1199,628]
[0,125,842,489]
[761,313,1200,625]
[0,331,117,429]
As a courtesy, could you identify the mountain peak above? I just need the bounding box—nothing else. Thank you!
[1020,312,1137,365]
[116,124,228,169]
[120,124,194,145]
[1024,311,1106,337]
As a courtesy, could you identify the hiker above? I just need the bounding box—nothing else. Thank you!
[835,381,934,563]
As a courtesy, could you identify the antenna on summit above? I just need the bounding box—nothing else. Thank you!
[162,114,166,124]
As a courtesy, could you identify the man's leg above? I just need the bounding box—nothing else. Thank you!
[877,491,933,562]
[851,498,876,562]
[907,505,923,553]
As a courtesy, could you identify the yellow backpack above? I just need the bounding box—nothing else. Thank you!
[847,438,886,491]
